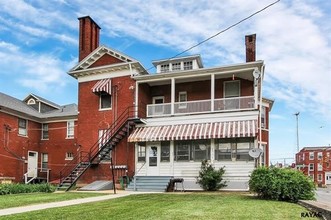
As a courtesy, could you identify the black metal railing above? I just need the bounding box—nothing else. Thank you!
[58,105,145,188]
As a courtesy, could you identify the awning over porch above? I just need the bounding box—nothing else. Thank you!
[128,120,257,142]
[91,78,112,94]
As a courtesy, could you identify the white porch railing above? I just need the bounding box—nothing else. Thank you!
[147,96,254,117]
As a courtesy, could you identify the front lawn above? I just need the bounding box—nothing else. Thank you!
[0,192,105,209]
[0,192,308,219]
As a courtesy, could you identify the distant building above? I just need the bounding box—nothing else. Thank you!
[296,147,331,185]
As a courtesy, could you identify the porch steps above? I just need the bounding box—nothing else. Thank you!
[126,176,173,192]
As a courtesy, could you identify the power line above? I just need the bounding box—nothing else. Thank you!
[144,0,281,72]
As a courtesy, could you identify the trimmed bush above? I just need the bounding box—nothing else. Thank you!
[0,183,56,195]
[249,167,315,202]
[196,160,227,191]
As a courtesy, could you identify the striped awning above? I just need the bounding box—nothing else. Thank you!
[128,120,257,142]
[92,79,111,94]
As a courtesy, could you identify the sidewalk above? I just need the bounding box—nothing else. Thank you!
[0,190,150,217]
[298,200,331,220]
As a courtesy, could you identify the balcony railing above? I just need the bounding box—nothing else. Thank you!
[146,96,255,117]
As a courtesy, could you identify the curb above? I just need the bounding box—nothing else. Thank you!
[298,200,331,220]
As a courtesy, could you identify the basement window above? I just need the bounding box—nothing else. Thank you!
[65,152,74,160]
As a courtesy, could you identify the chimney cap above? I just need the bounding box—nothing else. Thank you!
[78,16,101,30]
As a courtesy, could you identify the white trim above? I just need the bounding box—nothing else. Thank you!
[178,91,187,109]
[77,68,139,83]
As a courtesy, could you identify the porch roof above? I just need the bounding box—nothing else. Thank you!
[128,120,257,142]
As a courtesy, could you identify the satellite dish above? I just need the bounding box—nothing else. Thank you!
[253,69,260,79]
[249,148,263,158]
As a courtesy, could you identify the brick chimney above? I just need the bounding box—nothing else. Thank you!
[78,16,101,62]
[245,34,256,62]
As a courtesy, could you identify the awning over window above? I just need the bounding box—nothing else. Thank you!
[128,120,257,142]
[91,79,111,94]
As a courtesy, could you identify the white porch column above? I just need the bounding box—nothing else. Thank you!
[211,74,215,112]
[135,82,139,118]
[171,78,175,115]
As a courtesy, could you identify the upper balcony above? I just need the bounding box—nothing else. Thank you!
[134,60,263,119]
[146,96,254,117]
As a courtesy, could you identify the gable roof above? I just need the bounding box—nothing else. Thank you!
[0,92,77,122]
[23,93,61,109]
[69,45,138,72]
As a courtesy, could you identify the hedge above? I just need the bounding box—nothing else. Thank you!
[0,183,56,195]
[249,167,315,202]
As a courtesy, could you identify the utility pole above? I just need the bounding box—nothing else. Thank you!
[294,112,300,152]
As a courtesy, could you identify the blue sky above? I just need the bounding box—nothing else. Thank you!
[0,0,330,164]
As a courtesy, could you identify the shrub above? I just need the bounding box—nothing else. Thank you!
[249,167,315,202]
[196,160,227,191]
[0,183,56,195]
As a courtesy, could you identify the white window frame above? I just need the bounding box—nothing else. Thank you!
[41,123,49,140]
[224,80,240,98]
[152,96,165,114]
[18,118,28,136]
[309,152,314,160]
[261,106,266,128]
[137,143,146,163]
[65,152,74,160]
[318,152,322,160]
[318,174,323,182]
[160,64,170,73]
[172,62,181,71]
[66,120,74,139]
[99,92,112,110]
[41,153,48,172]
[27,98,36,105]
[318,163,323,171]
[178,91,187,109]
[309,163,314,171]
[183,61,193,70]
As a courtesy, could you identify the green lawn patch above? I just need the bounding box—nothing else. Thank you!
[0,192,308,220]
[0,192,106,209]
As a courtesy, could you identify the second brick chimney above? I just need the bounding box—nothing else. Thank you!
[78,16,101,62]
[245,34,256,62]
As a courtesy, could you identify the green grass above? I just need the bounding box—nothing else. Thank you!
[0,192,106,209]
[0,192,308,220]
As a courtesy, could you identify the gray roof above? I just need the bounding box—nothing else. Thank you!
[0,92,77,121]
[24,93,61,109]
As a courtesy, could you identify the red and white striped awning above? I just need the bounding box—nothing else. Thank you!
[91,79,111,94]
[128,120,257,142]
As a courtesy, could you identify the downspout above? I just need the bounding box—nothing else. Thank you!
[259,65,265,166]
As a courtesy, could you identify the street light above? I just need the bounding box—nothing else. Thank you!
[294,112,300,152]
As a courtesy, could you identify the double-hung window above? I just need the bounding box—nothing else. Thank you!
[41,153,48,171]
[178,91,187,109]
[67,121,74,139]
[42,123,49,140]
[137,143,146,162]
[224,81,240,110]
[100,92,112,110]
[18,118,27,136]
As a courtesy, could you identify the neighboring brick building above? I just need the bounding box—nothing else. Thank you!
[296,147,331,185]
[0,93,77,183]
[1,16,273,191]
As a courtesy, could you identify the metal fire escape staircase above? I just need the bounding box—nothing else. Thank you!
[57,106,143,191]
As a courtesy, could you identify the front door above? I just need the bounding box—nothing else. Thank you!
[27,151,38,178]
[152,96,164,115]
[326,172,331,185]
[147,143,160,175]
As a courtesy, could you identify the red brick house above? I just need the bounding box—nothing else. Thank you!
[296,147,331,186]
[0,16,273,191]
[0,93,77,184]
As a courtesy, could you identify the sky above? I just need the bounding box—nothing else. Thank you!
[0,0,330,165]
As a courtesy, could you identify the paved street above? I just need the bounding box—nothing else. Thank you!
[316,187,331,205]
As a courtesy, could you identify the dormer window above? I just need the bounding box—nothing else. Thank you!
[160,64,170,73]
[183,61,193,70]
[172,62,181,71]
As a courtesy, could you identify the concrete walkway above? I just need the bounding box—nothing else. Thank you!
[0,190,149,217]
